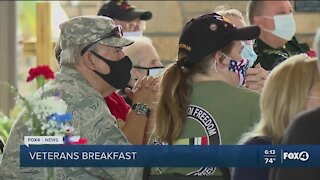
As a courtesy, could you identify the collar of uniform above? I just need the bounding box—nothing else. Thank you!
[256,37,301,52]
[255,38,281,52]
[60,65,90,85]
[255,38,289,58]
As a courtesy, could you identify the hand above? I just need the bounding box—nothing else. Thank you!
[129,76,159,108]
[117,119,125,129]
[245,64,268,92]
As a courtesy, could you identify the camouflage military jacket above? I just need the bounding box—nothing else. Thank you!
[0,66,142,180]
[253,36,310,71]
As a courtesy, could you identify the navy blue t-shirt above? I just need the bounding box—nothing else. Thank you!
[232,136,272,180]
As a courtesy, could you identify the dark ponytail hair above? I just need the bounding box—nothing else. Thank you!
[155,53,215,143]
[155,42,234,144]
[155,63,192,144]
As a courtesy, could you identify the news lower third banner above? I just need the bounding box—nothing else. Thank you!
[20,145,320,167]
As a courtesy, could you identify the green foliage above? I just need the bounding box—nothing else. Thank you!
[18,2,36,38]
[0,113,14,143]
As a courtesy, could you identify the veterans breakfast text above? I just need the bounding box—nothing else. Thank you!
[28,151,137,160]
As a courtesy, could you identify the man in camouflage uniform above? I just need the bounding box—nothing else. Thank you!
[247,0,311,71]
[0,16,157,180]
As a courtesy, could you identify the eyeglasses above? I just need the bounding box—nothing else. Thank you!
[133,66,165,77]
[80,25,123,56]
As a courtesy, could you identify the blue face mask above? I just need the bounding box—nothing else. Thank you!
[241,42,257,68]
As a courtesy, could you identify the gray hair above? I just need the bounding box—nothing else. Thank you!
[215,5,245,21]
[59,43,98,66]
[122,36,154,66]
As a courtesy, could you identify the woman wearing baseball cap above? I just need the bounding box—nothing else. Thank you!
[150,13,261,177]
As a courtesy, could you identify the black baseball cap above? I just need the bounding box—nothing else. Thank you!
[178,12,261,68]
[98,0,152,21]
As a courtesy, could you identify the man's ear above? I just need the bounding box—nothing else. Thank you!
[82,51,96,70]
[130,68,140,79]
[253,16,262,26]
[127,68,140,87]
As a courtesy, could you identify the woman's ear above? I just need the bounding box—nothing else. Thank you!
[214,51,227,69]
[254,16,266,31]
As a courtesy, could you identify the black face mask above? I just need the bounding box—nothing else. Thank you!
[90,50,132,89]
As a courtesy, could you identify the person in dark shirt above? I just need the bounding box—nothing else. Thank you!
[97,0,152,37]
[269,108,320,180]
[247,0,314,71]
[233,54,320,180]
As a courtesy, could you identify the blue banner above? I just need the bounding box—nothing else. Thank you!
[20,145,319,167]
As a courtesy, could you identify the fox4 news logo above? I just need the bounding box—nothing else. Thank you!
[283,151,309,162]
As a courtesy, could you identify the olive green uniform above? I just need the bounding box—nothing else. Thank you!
[253,37,310,71]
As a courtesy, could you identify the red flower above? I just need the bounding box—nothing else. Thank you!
[307,49,317,58]
[27,65,55,82]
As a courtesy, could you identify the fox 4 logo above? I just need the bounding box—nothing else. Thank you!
[283,151,309,162]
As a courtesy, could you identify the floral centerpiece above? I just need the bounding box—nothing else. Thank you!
[1,65,87,146]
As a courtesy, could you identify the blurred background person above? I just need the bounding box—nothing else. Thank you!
[269,28,320,180]
[247,0,315,71]
[118,36,163,105]
[121,37,163,139]
[216,6,268,92]
[98,0,152,37]
[233,54,320,180]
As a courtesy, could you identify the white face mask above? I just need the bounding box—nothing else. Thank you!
[262,13,296,41]
[133,66,165,77]
[123,31,143,37]
[148,67,165,77]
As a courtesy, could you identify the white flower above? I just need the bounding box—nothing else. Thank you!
[23,95,71,136]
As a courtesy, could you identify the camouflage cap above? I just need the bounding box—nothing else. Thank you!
[59,16,133,50]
